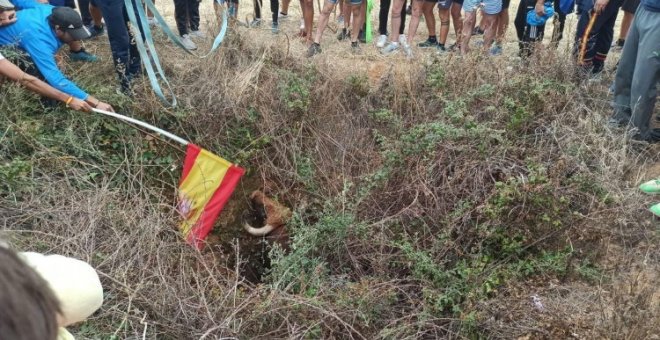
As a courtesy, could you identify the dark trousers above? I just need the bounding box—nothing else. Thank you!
[514,0,566,57]
[78,0,93,25]
[573,0,623,73]
[254,0,279,22]
[95,0,143,90]
[173,0,201,35]
[379,0,406,35]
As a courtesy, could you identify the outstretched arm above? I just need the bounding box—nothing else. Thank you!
[0,57,92,112]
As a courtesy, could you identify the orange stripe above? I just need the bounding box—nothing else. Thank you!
[578,11,598,66]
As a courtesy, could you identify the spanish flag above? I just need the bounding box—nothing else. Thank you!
[177,144,245,249]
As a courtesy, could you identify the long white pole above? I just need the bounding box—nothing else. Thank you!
[92,108,189,146]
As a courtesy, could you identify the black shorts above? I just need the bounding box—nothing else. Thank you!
[453,0,463,5]
[502,0,510,8]
[622,0,640,13]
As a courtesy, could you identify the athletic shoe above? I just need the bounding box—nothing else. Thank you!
[147,17,157,26]
[448,43,458,51]
[475,40,484,47]
[351,41,362,54]
[490,44,503,55]
[381,42,400,55]
[337,14,344,24]
[611,38,624,52]
[436,44,447,54]
[87,24,105,38]
[406,4,412,15]
[307,42,322,57]
[376,34,387,48]
[278,12,289,19]
[271,22,279,34]
[180,34,198,50]
[399,35,407,45]
[640,179,660,194]
[473,27,484,35]
[190,30,206,39]
[403,44,413,58]
[337,28,349,41]
[650,203,660,217]
[358,30,366,43]
[249,18,262,27]
[69,49,98,62]
[418,38,439,48]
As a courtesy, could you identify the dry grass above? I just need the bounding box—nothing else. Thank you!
[0,8,658,339]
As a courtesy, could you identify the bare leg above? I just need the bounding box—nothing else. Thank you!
[389,0,406,43]
[495,8,508,45]
[461,10,476,54]
[481,13,497,51]
[422,1,436,38]
[314,0,337,43]
[438,8,450,44]
[338,0,345,18]
[302,0,315,44]
[406,0,424,42]
[90,4,103,27]
[350,2,364,42]
[344,0,352,29]
[281,0,291,13]
[450,2,462,46]
[618,11,634,41]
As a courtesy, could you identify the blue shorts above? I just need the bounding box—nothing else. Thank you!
[463,0,501,14]
[328,0,362,5]
[438,0,452,9]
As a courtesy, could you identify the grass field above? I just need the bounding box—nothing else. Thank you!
[0,2,658,339]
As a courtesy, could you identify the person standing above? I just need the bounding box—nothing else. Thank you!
[173,0,202,50]
[94,0,144,93]
[573,0,624,75]
[376,0,407,47]
[608,0,659,142]
[250,0,279,33]
[611,0,640,50]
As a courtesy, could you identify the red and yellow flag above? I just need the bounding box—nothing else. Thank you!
[177,144,245,249]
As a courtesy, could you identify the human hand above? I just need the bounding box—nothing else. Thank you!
[594,0,608,14]
[535,2,546,16]
[0,10,17,26]
[95,102,115,112]
[67,98,93,112]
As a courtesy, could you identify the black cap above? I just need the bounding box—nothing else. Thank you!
[50,7,91,40]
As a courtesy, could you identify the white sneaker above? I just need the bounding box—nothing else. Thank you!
[278,12,289,19]
[299,19,304,30]
[403,44,413,58]
[180,34,197,50]
[376,34,387,48]
[381,42,400,55]
[189,30,206,39]
[399,34,407,45]
[147,17,157,26]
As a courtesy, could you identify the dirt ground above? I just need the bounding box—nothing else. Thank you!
[150,0,626,75]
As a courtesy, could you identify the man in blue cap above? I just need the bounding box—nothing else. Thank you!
[0,1,113,111]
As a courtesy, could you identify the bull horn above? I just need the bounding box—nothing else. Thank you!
[243,222,276,236]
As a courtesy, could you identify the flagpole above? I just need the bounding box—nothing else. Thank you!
[92,108,189,146]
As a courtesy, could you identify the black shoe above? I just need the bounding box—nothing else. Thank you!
[351,41,362,54]
[337,28,348,41]
[358,30,366,43]
[418,38,438,48]
[406,4,412,15]
[87,24,105,38]
[473,27,484,35]
[307,42,322,57]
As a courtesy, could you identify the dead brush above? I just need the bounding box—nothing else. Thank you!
[1,23,659,339]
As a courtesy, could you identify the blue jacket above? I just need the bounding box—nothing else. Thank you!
[0,2,89,100]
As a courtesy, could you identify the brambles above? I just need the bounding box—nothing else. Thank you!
[0,29,657,339]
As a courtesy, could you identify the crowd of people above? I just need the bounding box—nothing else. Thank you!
[0,0,657,141]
